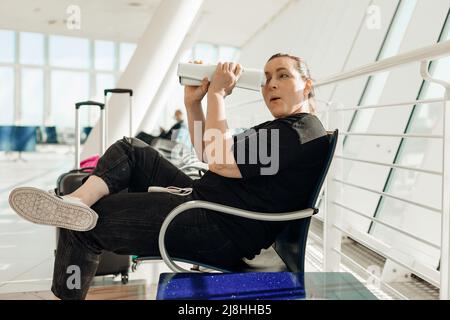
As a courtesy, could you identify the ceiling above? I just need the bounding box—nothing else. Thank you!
[0,0,292,47]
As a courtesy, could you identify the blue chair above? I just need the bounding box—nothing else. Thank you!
[12,126,37,152]
[0,126,14,151]
[81,126,93,144]
[132,130,339,273]
[45,126,58,144]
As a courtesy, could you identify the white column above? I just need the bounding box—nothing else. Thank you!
[137,15,205,134]
[419,60,450,299]
[441,87,450,299]
[439,78,450,300]
[81,0,204,159]
[323,102,343,271]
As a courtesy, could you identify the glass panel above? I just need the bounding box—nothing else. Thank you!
[49,35,89,69]
[95,40,115,71]
[338,0,419,253]
[193,43,218,63]
[0,29,15,63]
[120,42,137,71]
[0,67,15,125]
[20,32,44,65]
[21,68,44,126]
[370,12,450,268]
[347,0,418,134]
[50,70,89,128]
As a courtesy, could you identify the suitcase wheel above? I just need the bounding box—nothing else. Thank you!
[121,273,129,285]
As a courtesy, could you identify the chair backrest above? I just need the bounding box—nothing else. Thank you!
[273,129,339,272]
[45,126,58,144]
[0,126,14,151]
[12,126,37,152]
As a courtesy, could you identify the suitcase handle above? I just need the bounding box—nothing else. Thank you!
[75,101,106,169]
[104,88,133,138]
[75,101,105,110]
[104,88,133,96]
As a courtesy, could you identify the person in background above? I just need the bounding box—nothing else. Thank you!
[159,109,184,140]
[135,109,189,147]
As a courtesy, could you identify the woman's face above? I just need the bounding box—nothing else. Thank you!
[262,57,308,118]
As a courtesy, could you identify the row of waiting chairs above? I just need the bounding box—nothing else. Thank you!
[0,126,94,152]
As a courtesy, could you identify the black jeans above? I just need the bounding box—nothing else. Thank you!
[51,137,244,300]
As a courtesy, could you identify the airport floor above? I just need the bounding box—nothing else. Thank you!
[0,146,435,300]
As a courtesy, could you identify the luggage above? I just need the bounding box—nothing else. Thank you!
[55,89,133,285]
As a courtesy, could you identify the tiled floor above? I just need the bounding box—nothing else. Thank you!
[0,146,184,299]
[1,146,71,294]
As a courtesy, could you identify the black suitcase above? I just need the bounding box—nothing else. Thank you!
[55,89,133,284]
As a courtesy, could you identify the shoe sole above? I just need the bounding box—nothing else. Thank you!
[9,187,98,231]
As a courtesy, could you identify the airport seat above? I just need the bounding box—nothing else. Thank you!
[0,126,37,161]
[132,129,338,273]
[0,126,14,151]
[12,126,37,152]
[81,126,93,144]
[44,126,58,144]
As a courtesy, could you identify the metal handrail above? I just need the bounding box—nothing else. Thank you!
[333,201,440,249]
[332,223,440,288]
[333,178,442,214]
[225,41,450,109]
[335,155,442,176]
[324,97,447,112]
[339,132,443,139]
[315,40,450,87]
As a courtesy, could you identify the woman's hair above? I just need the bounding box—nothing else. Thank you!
[267,53,317,114]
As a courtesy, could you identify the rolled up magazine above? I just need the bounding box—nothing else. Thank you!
[177,62,266,91]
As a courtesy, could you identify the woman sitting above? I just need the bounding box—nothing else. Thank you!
[8,53,329,300]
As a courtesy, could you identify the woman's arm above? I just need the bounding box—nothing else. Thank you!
[184,77,209,162]
[206,62,243,178]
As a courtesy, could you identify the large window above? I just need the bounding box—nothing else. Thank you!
[21,68,44,125]
[0,29,137,131]
[20,32,44,65]
[0,67,14,125]
[51,71,89,128]
[191,42,240,63]
[371,11,450,267]
[49,35,90,69]
[95,40,115,71]
[0,30,15,63]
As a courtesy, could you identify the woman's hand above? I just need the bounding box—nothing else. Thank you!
[209,62,242,98]
[184,60,210,108]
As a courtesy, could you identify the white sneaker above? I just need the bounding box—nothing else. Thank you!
[8,187,98,231]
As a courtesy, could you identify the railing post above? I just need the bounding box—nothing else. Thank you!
[440,81,450,300]
[420,60,450,300]
[323,102,343,271]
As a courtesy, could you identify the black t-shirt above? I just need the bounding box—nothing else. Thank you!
[192,113,328,259]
